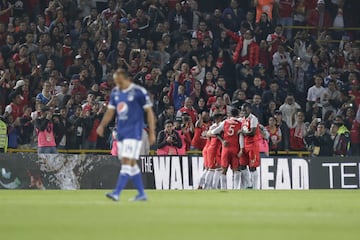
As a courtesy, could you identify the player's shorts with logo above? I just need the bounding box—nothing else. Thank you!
[207,144,222,168]
[221,147,240,169]
[240,145,260,168]
[117,139,142,159]
[202,143,210,168]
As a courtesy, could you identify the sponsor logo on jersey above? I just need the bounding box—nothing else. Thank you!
[117,102,128,120]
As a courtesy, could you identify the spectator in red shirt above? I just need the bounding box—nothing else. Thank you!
[192,21,213,43]
[12,44,30,75]
[83,103,102,149]
[225,28,260,68]
[349,79,360,110]
[290,110,307,150]
[276,0,295,39]
[4,92,22,121]
[266,24,287,56]
[0,1,12,25]
[70,78,87,100]
[177,97,198,124]
[307,0,332,35]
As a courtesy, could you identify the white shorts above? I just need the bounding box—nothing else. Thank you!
[117,139,142,160]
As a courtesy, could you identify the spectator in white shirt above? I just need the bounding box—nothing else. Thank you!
[320,79,341,118]
[307,74,325,111]
[279,94,302,128]
[272,44,293,75]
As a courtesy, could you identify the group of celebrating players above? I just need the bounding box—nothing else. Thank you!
[198,103,261,190]
[99,69,261,201]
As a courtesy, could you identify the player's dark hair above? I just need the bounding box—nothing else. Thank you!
[230,108,239,117]
[114,68,130,79]
[242,102,251,109]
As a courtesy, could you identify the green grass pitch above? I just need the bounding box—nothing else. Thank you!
[1,190,359,240]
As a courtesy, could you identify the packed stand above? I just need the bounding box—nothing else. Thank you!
[0,0,359,156]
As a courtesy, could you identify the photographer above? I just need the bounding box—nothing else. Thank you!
[67,105,84,149]
[157,120,182,155]
[174,116,193,155]
[35,106,57,154]
[17,107,34,149]
[306,122,333,156]
[82,103,103,149]
[53,106,70,150]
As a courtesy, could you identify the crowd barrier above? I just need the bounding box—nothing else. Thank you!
[6,148,311,157]
[0,153,358,190]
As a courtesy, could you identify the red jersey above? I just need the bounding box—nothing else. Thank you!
[62,45,74,69]
[223,118,242,149]
[12,54,30,75]
[203,81,216,99]
[5,103,21,120]
[192,30,213,42]
[191,122,210,150]
[178,107,198,123]
[101,9,117,21]
[87,119,100,142]
[349,90,360,110]
[241,114,260,147]
[266,33,286,56]
[278,0,293,18]
[266,126,282,150]
[211,118,242,169]
[289,125,306,150]
[207,123,223,168]
[350,120,360,144]
[0,2,11,24]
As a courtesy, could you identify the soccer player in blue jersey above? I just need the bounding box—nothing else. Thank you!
[96,68,156,201]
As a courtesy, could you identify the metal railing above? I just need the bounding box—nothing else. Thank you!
[6,148,311,157]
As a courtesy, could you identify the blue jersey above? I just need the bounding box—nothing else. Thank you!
[108,84,152,141]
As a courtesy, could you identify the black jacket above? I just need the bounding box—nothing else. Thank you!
[157,130,182,149]
[306,132,334,156]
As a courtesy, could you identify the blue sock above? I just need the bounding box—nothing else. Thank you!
[131,165,145,196]
[113,165,132,195]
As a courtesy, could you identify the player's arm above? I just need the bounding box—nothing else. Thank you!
[243,127,257,137]
[195,114,203,128]
[216,134,228,147]
[96,108,115,137]
[145,107,156,145]
[210,121,224,135]
[238,133,244,157]
[242,116,258,137]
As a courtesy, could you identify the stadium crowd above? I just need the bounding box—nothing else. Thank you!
[0,0,359,156]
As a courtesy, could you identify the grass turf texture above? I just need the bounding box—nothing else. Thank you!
[1,190,359,240]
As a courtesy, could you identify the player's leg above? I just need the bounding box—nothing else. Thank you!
[248,148,260,190]
[231,152,241,190]
[198,168,207,189]
[239,151,250,189]
[106,141,131,201]
[240,166,250,189]
[212,168,222,189]
[212,153,222,189]
[204,169,214,189]
[125,139,147,200]
[205,149,216,189]
[198,147,209,189]
[212,146,223,189]
[220,150,229,190]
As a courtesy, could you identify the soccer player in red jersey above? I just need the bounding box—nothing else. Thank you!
[204,112,224,189]
[198,112,211,189]
[191,111,211,151]
[239,103,261,189]
[211,108,242,190]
